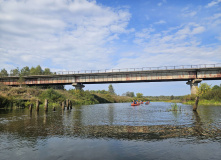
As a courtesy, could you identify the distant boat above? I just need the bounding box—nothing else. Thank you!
[131,101,140,106]
[145,101,150,105]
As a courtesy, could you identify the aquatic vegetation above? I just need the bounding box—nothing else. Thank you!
[169,103,182,111]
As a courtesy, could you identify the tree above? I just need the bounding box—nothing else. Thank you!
[170,95,174,100]
[20,66,30,76]
[0,68,8,77]
[30,67,36,75]
[198,83,211,96]
[44,68,52,75]
[212,85,220,90]
[30,65,43,75]
[125,91,135,97]
[108,84,115,95]
[17,75,25,87]
[136,93,143,98]
[35,65,43,75]
[10,68,20,76]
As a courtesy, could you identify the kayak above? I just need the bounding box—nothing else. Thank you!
[145,101,150,105]
[131,103,140,106]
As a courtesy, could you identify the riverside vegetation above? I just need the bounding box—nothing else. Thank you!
[0,84,134,109]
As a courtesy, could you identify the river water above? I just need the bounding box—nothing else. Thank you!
[0,102,220,160]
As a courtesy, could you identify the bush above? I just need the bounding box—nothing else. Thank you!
[0,95,10,108]
[40,88,65,103]
[202,89,221,101]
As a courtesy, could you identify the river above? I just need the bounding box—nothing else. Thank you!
[0,102,220,160]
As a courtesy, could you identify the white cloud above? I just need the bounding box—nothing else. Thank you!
[0,0,131,71]
[154,20,166,25]
[182,11,197,17]
[191,26,205,35]
[206,0,221,8]
[120,21,220,69]
[157,0,167,6]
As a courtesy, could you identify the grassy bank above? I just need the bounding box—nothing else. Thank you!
[183,99,221,106]
[0,85,133,108]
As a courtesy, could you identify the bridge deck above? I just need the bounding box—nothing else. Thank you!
[0,66,221,86]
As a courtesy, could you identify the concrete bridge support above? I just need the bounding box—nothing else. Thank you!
[72,83,85,90]
[186,79,202,95]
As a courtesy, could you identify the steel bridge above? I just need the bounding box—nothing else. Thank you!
[1,64,221,94]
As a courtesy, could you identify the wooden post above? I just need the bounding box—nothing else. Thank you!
[29,104,32,112]
[193,96,199,111]
[44,99,48,111]
[69,100,72,109]
[66,99,69,110]
[36,100,39,112]
[62,101,65,110]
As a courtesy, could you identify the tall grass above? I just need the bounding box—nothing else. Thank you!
[170,103,181,111]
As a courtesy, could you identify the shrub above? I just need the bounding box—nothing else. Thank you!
[39,88,65,103]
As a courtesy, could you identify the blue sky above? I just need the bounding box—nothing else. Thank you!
[0,0,220,96]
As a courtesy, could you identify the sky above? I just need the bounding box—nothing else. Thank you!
[0,0,221,96]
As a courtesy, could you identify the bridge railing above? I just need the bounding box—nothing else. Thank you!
[1,63,221,77]
[54,63,221,75]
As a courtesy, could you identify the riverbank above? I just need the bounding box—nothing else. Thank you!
[183,99,221,106]
[0,85,133,108]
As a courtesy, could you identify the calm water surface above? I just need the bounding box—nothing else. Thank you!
[0,102,221,160]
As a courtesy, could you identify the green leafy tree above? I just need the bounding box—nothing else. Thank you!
[30,67,36,75]
[20,66,30,76]
[170,95,174,100]
[0,68,8,76]
[17,75,25,87]
[136,93,143,98]
[35,65,43,75]
[44,68,52,75]
[108,84,115,95]
[10,67,20,76]
[212,85,220,90]
[40,88,65,103]
[126,91,135,97]
[198,83,211,96]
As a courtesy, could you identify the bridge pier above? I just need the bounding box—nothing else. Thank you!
[72,83,85,90]
[186,79,202,95]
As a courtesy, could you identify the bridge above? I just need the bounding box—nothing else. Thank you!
[0,64,221,94]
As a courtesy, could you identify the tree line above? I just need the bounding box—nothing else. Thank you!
[0,65,55,77]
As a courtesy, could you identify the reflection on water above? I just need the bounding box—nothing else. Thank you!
[0,102,221,160]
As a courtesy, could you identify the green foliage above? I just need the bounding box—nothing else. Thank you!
[182,94,196,102]
[136,93,143,98]
[0,95,10,108]
[108,84,115,95]
[10,67,20,76]
[198,83,211,96]
[170,103,181,111]
[17,75,25,87]
[20,66,30,76]
[183,83,221,104]
[44,68,52,75]
[123,91,135,97]
[212,85,221,90]
[0,68,8,77]
[40,88,65,103]
[89,90,109,94]
[30,67,36,75]
[201,89,221,101]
